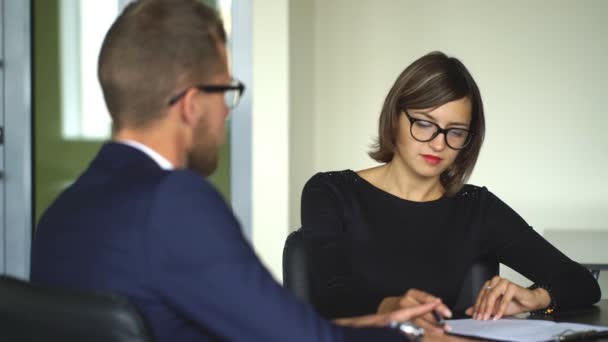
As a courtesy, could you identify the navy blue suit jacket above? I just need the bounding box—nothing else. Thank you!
[31,143,404,342]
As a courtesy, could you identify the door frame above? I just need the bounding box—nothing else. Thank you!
[1,0,33,279]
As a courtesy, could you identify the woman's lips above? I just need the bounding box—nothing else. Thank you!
[421,154,442,165]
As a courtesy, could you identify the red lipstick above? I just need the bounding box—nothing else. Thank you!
[421,154,442,165]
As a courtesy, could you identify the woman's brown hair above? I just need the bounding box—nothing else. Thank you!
[369,51,485,195]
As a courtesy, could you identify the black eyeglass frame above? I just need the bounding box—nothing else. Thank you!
[167,80,245,108]
[404,110,474,150]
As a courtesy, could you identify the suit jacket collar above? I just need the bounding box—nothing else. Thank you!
[90,142,166,174]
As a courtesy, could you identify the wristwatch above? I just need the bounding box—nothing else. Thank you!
[390,320,425,342]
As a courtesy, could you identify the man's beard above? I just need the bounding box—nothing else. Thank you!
[187,143,218,177]
[187,118,220,177]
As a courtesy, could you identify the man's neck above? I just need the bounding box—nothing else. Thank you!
[113,127,185,168]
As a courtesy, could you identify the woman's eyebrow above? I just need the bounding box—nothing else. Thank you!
[411,111,469,127]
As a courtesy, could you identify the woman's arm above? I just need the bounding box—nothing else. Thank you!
[472,189,600,318]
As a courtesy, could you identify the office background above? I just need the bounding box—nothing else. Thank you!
[1,0,606,299]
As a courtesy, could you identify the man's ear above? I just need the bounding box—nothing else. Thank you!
[180,88,204,126]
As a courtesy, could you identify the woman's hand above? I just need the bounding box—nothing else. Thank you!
[466,276,551,320]
[334,299,441,328]
[377,289,452,334]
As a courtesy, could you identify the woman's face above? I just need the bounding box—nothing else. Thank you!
[394,97,472,182]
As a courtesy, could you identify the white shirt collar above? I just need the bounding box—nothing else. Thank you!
[116,139,174,170]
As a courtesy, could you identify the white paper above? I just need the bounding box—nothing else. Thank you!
[447,318,608,342]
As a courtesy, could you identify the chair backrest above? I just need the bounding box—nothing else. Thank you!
[282,229,312,303]
[451,257,499,313]
[0,275,154,342]
[282,229,499,314]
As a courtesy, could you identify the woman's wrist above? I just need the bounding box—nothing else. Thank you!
[528,284,557,315]
[532,287,551,310]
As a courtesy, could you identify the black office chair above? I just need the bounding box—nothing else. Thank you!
[452,256,499,313]
[283,229,499,314]
[0,275,154,342]
[283,229,314,303]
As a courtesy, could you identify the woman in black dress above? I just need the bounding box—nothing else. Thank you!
[300,51,600,333]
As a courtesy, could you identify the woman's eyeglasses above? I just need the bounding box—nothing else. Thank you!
[404,110,474,150]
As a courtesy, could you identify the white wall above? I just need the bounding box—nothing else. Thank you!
[250,0,290,281]
[249,0,318,281]
[289,0,315,232]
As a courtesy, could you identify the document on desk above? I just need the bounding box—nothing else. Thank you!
[447,318,608,342]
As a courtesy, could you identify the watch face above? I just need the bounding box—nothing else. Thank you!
[391,321,425,341]
[399,322,424,341]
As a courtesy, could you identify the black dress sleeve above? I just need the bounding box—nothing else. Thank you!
[479,189,601,310]
[301,173,384,318]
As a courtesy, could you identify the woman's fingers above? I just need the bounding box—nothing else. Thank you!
[476,286,491,319]
[493,284,517,320]
[474,276,505,319]
[468,276,530,320]
[471,280,492,319]
[480,278,510,320]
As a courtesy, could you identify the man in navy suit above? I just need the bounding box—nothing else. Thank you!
[30,0,443,341]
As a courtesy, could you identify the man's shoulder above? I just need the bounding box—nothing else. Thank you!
[158,170,217,194]
[153,170,230,217]
[146,171,242,252]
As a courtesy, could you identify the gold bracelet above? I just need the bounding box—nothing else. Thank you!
[528,283,557,315]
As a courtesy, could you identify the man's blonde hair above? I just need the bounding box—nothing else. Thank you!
[98,0,227,131]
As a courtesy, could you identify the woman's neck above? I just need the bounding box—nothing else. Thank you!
[360,161,444,202]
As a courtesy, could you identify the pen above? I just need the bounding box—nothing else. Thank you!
[432,310,445,326]
[558,329,599,341]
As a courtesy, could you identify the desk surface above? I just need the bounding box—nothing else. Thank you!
[551,298,608,327]
[426,300,608,342]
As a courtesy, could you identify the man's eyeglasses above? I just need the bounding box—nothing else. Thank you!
[404,110,474,150]
[168,78,246,109]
